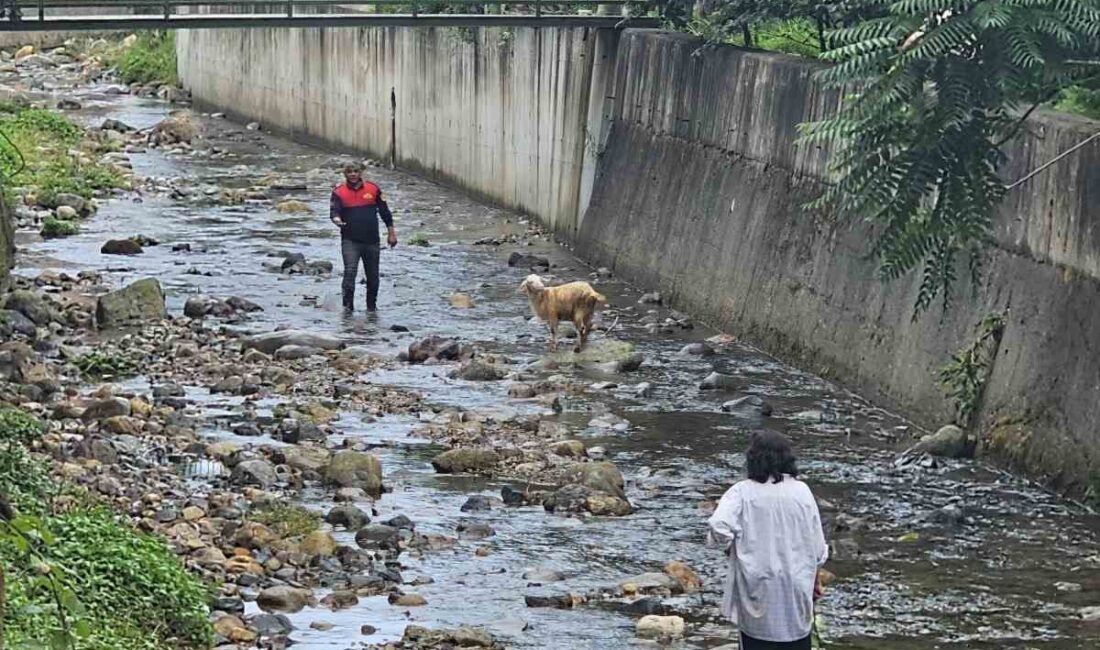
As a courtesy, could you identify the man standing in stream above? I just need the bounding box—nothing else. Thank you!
[330,161,397,312]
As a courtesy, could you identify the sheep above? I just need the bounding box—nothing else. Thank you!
[518,274,607,353]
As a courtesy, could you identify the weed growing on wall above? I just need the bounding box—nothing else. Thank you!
[940,313,1006,427]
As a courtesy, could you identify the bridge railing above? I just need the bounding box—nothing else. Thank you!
[7,0,646,20]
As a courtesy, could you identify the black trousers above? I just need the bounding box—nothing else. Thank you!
[341,239,380,309]
[740,632,811,650]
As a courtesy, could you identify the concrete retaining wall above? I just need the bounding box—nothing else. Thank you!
[178,26,1100,495]
[578,31,1100,495]
[178,25,614,234]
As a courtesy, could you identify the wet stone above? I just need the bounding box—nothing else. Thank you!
[460,495,494,512]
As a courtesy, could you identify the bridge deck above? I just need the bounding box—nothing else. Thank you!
[0,0,659,30]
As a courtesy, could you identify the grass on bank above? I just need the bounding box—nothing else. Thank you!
[104,31,178,86]
[0,103,124,207]
[0,407,213,649]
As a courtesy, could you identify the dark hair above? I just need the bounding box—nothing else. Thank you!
[746,430,798,483]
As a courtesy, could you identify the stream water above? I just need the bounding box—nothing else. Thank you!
[13,79,1100,650]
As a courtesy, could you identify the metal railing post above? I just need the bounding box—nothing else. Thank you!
[411,1,417,17]
[286,0,293,17]
[535,0,541,17]
[37,0,43,22]
[163,1,170,20]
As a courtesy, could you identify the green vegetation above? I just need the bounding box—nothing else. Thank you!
[74,351,136,379]
[407,232,431,247]
[0,407,212,649]
[0,104,124,206]
[940,313,1005,427]
[41,217,80,239]
[106,31,178,86]
[664,0,1100,315]
[248,502,321,539]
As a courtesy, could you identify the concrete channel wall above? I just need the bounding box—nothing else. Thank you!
[178,27,1100,495]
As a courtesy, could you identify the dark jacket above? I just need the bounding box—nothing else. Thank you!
[330,180,394,244]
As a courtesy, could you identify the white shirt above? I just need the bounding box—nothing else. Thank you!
[707,476,828,642]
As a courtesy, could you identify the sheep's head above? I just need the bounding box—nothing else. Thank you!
[518,274,545,295]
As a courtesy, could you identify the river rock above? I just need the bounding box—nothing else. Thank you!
[1081,605,1100,621]
[275,345,323,360]
[81,397,131,421]
[549,440,586,458]
[680,342,714,356]
[636,615,685,639]
[325,504,370,531]
[243,330,344,354]
[55,205,78,220]
[700,372,738,390]
[524,592,583,609]
[183,295,216,318]
[101,239,143,255]
[565,461,627,498]
[3,290,52,325]
[451,359,504,381]
[0,310,37,338]
[721,395,773,417]
[231,459,279,487]
[102,415,142,435]
[298,531,337,557]
[407,335,462,363]
[324,450,383,496]
[227,296,263,312]
[456,521,495,539]
[276,199,312,214]
[664,560,702,592]
[250,613,294,636]
[911,425,972,458]
[460,495,494,512]
[431,448,500,474]
[388,592,427,607]
[449,293,475,308]
[507,251,550,269]
[95,278,167,329]
[355,524,399,549]
[282,446,331,473]
[257,586,312,613]
[152,113,196,144]
[101,118,133,132]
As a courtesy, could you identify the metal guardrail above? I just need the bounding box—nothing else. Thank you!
[0,0,660,30]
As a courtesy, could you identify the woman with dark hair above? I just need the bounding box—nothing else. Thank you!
[708,431,829,650]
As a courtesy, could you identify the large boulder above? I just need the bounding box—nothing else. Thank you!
[231,459,279,488]
[243,330,344,355]
[911,425,972,458]
[562,461,627,500]
[3,290,52,325]
[636,615,685,639]
[450,359,505,381]
[101,239,143,255]
[324,451,383,496]
[81,397,131,422]
[325,505,370,531]
[407,335,461,363]
[95,278,166,329]
[282,446,332,474]
[431,448,500,474]
[256,586,312,614]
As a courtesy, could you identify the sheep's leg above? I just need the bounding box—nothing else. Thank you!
[573,312,589,353]
[547,319,558,351]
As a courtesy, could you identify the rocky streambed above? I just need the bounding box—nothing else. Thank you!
[1,39,1099,650]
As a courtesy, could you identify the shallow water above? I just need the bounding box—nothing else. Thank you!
[15,83,1100,649]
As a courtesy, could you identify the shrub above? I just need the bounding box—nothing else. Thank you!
[41,217,79,238]
[2,507,213,649]
[249,502,321,539]
[108,31,178,86]
[0,407,44,446]
[74,351,136,379]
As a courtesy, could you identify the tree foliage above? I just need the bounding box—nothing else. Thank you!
[799,0,1100,313]
[659,0,1100,314]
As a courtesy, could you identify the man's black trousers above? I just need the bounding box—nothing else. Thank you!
[341,239,380,310]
